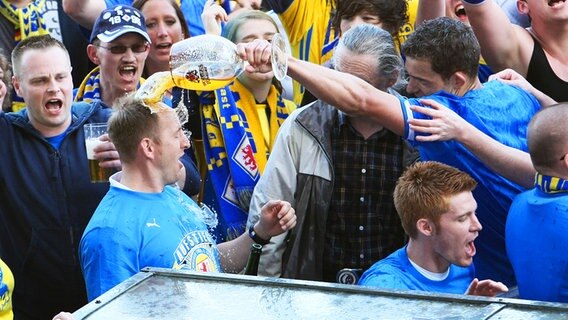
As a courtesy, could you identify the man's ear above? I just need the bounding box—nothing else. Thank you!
[12,75,22,97]
[517,0,529,15]
[87,44,100,65]
[140,137,154,159]
[386,71,399,89]
[416,218,434,237]
[449,71,467,94]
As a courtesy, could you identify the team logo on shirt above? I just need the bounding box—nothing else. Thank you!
[172,231,219,272]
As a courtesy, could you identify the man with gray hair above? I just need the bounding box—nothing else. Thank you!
[247,24,417,283]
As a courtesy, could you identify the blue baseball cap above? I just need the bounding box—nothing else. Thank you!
[90,5,151,44]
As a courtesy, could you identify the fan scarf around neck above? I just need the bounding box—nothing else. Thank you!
[535,172,568,194]
[0,0,49,43]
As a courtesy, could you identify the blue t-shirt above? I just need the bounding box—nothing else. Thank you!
[399,80,540,287]
[507,188,568,303]
[80,184,221,301]
[106,0,207,36]
[358,247,474,294]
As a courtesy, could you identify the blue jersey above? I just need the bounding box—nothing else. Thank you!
[80,184,221,301]
[399,80,540,287]
[359,247,474,294]
[507,187,568,303]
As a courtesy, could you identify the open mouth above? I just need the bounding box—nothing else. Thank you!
[155,42,172,50]
[455,4,467,19]
[45,98,62,112]
[465,240,476,257]
[119,65,137,78]
[549,0,566,7]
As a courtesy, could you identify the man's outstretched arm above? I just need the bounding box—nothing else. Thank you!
[63,0,107,29]
[238,39,406,136]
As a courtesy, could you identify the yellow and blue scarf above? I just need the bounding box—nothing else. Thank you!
[0,0,48,43]
[535,173,568,194]
[75,66,144,104]
[74,67,102,104]
[198,79,295,241]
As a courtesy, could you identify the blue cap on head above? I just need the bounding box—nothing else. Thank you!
[90,5,151,44]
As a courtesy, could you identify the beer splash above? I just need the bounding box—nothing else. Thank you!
[135,33,289,111]
[135,71,176,108]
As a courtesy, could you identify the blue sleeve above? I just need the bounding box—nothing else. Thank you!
[358,266,410,290]
[180,152,202,196]
[264,0,295,13]
[180,0,207,36]
[398,97,436,147]
[105,0,130,7]
[80,227,139,301]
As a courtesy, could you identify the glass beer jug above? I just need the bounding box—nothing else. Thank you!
[136,33,288,105]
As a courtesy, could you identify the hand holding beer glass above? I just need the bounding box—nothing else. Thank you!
[84,123,116,183]
[135,33,288,106]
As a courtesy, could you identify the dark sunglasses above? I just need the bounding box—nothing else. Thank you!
[94,42,149,54]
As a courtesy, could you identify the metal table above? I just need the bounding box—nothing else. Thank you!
[73,267,568,319]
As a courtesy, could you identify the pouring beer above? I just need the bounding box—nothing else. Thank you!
[135,33,288,106]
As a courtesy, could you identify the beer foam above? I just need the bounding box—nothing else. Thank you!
[85,138,104,160]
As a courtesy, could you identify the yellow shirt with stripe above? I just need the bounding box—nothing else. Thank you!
[0,258,14,320]
[277,0,337,105]
[276,0,419,106]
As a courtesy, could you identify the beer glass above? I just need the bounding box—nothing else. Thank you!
[136,33,288,106]
[84,123,114,183]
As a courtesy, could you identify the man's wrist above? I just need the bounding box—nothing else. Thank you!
[249,224,270,245]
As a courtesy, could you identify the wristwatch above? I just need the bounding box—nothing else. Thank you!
[248,225,270,245]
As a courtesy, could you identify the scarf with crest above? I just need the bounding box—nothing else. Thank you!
[535,172,568,194]
[0,0,48,43]
[197,79,295,241]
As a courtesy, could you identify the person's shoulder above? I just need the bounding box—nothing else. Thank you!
[82,189,139,241]
[359,248,408,286]
[73,101,112,122]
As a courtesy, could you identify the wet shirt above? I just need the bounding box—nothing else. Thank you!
[80,183,221,301]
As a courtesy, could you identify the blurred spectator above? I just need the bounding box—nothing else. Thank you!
[0,49,11,111]
[63,0,208,36]
[462,0,568,102]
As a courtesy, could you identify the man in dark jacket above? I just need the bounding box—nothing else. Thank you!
[0,35,117,319]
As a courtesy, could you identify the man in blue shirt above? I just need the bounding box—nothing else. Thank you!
[358,161,506,296]
[506,103,568,303]
[237,17,541,287]
[80,96,297,301]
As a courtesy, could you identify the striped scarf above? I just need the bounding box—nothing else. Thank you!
[535,173,568,194]
[198,79,295,241]
[0,0,48,43]
[75,66,145,104]
[75,67,102,104]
